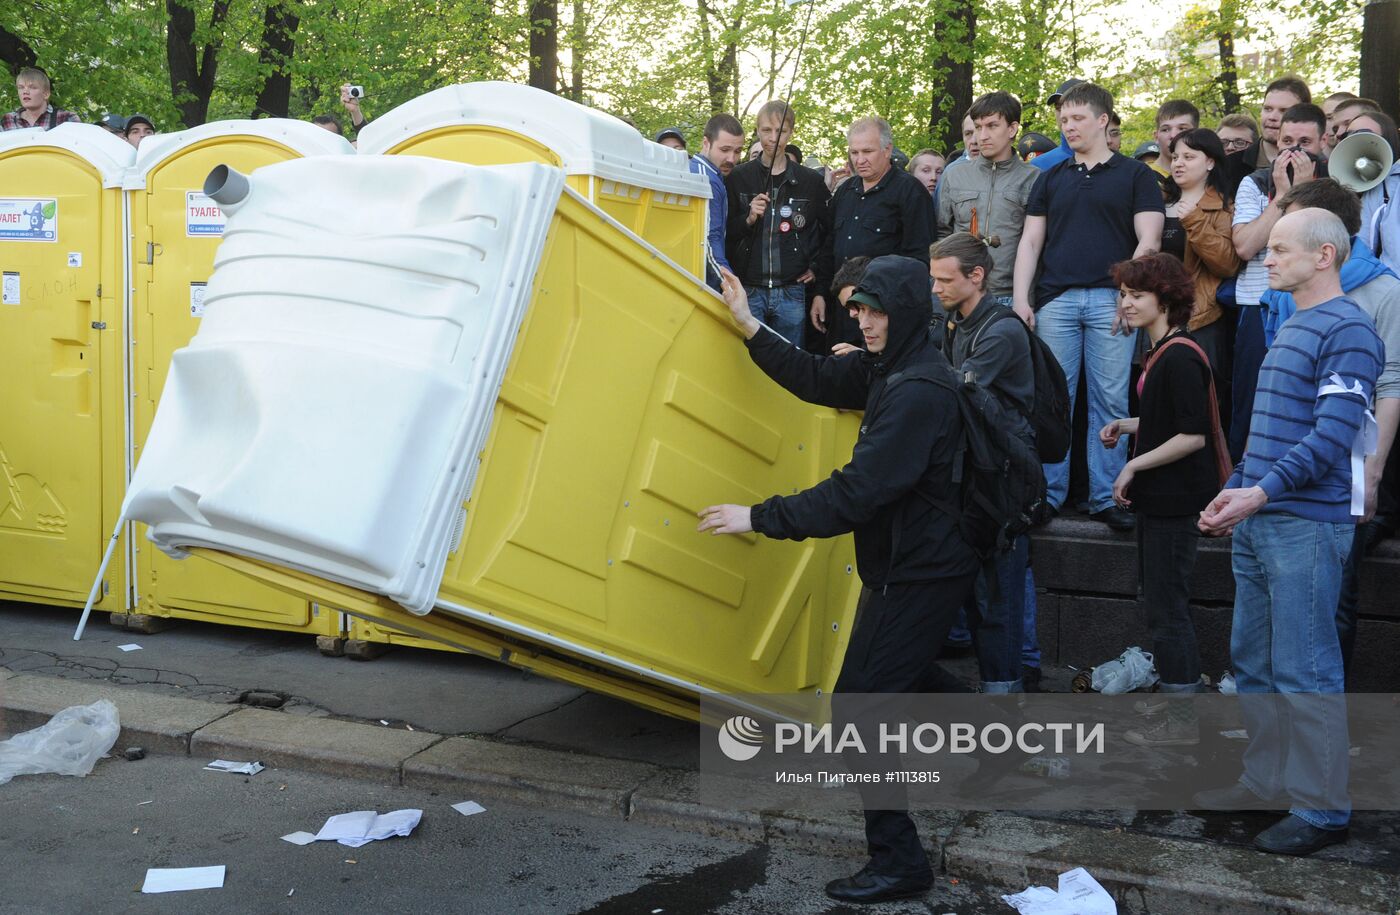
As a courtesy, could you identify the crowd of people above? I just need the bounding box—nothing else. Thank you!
[696,74,1398,902]
[2,67,372,148]
[9,59,1400,902]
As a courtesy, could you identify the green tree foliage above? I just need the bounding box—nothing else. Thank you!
[0,0,1366,158]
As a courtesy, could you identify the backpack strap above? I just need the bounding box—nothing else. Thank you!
[965,307,1037,425]
[1138,335,1233,487]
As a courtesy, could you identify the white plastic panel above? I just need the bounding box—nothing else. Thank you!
[123,156,566,614]
[125,118,355,189]
[0,123,135,186]
[357,82,709,200]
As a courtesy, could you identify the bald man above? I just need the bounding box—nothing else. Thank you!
[1196,209,1383,856]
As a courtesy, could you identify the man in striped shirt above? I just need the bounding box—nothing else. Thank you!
[1196,208,1383,856]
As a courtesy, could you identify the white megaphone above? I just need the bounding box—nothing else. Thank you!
[1330,129,1394,193]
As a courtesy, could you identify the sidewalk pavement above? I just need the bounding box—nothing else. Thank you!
[2,602,1397,914]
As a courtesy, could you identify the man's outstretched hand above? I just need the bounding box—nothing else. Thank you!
[698,504,754,535]
[719,268,762,339]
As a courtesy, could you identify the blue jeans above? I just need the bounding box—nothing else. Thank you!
[1230,305,1267,463]
[1230,512,1352,830]
[1022,567,1040,668]
[963,535,1029,692]
[745,284,806,347]
[1034,288,1135,512]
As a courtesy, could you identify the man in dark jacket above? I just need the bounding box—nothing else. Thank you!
[932,233,1035,695]
[699,256,977,904]
[814,117,937,350]
[726,99,833,346]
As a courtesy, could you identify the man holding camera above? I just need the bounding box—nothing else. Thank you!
[340,84,370,137]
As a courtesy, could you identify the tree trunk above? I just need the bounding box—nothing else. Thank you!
[1360,0,1400,119]
[1216,31,1240,113]
[569,0,584,101]
[0,25,38,75]
[166,0,232,127]
[528,0,558,93]
[251,0,301,119]
[929,0,976,152]
[1214,0,1241,114]
[698,0,744,115]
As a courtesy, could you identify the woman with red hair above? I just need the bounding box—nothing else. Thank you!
[1100,254,1231,746]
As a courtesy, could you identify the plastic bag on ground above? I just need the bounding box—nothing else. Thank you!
[0,699,120,785]
[1091,647,1158,695]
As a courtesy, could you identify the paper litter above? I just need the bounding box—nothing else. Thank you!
[283,809,422,847]
[205,759,265,775]
[1002,867,1116,914]
[141,865,225,894]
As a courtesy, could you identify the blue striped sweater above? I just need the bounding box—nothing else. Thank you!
[1231,295,1384,522]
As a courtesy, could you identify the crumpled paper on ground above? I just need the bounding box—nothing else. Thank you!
[282,809,422,847]
[1002,866,1116,914]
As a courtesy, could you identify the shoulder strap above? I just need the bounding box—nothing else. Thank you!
[1138,336,1233,486]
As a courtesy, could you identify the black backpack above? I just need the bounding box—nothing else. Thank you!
[965,309,1072,464]
[887,361,1048,559]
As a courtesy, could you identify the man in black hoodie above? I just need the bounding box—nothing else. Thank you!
[699,257,977,904]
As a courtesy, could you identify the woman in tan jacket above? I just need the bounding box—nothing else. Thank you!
[1160,127,1242,420]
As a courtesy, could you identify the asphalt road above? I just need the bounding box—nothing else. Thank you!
[0,754,1010,914]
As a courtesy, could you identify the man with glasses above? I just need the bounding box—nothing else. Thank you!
[1217,113,1259,156]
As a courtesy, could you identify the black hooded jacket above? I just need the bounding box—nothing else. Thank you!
[745,256,977,588]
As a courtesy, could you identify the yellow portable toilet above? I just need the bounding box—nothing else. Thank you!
[125,119,354,638]
[121,150,862,722]
[0,124,134,616]
[357,82,711,280]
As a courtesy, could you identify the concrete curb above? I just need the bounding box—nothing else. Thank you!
[403,736,657,818]
[191,707,442,782]
[2,669,1396,914]
[0,673,235,756]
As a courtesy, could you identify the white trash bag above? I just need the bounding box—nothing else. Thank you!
[0,700,120,785]
[1091,647,1159,695]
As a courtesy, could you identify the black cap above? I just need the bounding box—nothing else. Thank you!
[1047,78,1086,106]
[124,113,154,134]
[1133,141,1161,160]
[654,127,685,145]
[890,146,910,170]
[1017,132,1057,159]
[784,143,802,161]
[100,113,128,131]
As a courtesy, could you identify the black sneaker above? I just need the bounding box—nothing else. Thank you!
[1090,506,1135,531]
[1022,665,1042,693]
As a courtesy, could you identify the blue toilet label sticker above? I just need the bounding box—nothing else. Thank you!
[0,198,58,242]
[186,192,226,237]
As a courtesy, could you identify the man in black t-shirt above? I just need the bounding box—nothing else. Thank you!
[1011,82,1165,532]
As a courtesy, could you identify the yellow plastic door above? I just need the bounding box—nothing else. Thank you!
[0,149,124,608]
[131,138,328,634]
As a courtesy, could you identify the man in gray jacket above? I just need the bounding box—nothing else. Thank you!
[932,233,1035,693]
[935,92,1039,303]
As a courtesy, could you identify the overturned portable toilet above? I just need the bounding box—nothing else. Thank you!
[121,150,861,722]
[124,120,354,638]
[357,82,710,281]
[0,124,134,615]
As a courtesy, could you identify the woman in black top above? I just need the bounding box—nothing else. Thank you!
[1100,254,1229,747]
